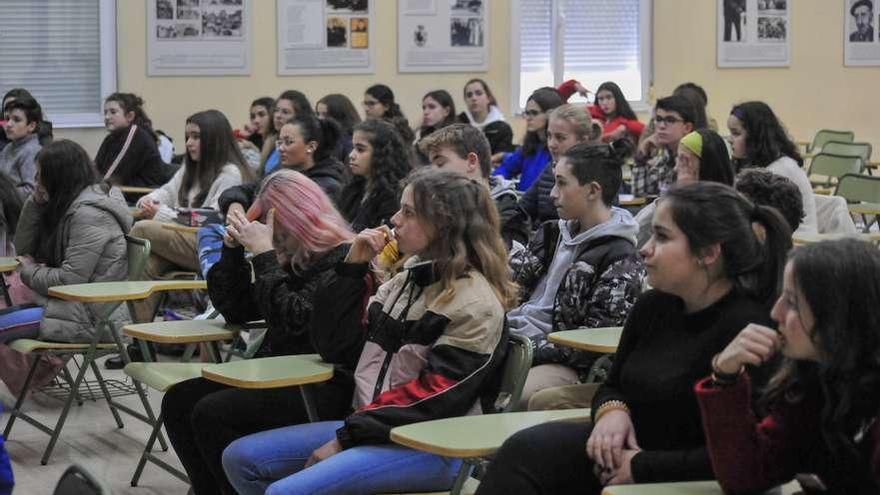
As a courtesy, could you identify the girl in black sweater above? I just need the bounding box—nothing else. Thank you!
[337,118,411,232]
[475,181,792,494]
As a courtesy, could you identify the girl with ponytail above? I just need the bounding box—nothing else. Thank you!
[477,181,792,494]
[362,84,415,144]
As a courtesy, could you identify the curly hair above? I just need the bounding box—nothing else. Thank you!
[337,119,412,227]
[730,101,803,169]
[735,168,804,232]
[105,92,157,140]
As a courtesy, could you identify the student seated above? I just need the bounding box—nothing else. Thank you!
[263,90,314,176]
[222,169,517,495]
[735,168,804,233]
[475,181,791,494]
[506,104,603,245]
[129,109,252,323]
[492,87,562,191]
[419,123,523,246]
[5,140,132,344]
[362,84,415,145]
[635,129,735,247]
[235,96,275,172]
[161,170,357,495]
[557,80,645,143]
[95,92,174,189]
[414,90,457,164]
[1,97,42,198]
[507,142,644,408]
[1,88,52,149]
[456,78,514,156]
[316,93,361,165]
[632,95,696,197]
[0,173,21,257]
[338,118,410,232]
[728,101,818,235]
[698,238,880,493]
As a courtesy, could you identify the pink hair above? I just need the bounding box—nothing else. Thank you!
[248,169,354,267]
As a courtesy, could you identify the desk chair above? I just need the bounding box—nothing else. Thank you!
[808,153,864,188]
[798,129,855,157]
[835,173,880,232]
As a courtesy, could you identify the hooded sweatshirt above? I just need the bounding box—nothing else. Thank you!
[459,105,506,131]
[508,207,644,366]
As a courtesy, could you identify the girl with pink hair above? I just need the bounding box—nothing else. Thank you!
[160,170,360,495]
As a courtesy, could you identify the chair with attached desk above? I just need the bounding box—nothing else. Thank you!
[808,153,864,188]
[0,257,20,308]
[798,129,855,157]
[835,173,880,232]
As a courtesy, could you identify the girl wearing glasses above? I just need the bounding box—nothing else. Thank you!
[262,90,314,176]
[362,84,415,146]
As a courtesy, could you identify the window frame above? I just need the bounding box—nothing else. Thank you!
[509,0,653,115]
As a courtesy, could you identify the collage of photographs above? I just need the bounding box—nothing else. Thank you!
[325,0,369,49]
[155,0,245,41]
[450,0,484,47]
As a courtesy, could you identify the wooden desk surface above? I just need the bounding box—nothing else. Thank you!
[119,186,155,195]
[848,202,880,215]
[161,223,201,234]
[0,257,19,273]
[792,232,880,245]
[123,319,237,344]
[48,280,207,302]
[201,354,333,389]
[390,408,590,458]
[618,195,647,207]
[548,327,623,354]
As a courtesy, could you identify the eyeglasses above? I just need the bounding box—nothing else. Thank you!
[523,109,544,118]
[654,115,684,125]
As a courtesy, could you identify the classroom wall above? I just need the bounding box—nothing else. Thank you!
[57,0,513,158]
[654,0,880,150]
[56,0,880,158]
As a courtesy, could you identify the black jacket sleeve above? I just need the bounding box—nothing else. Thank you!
[206,245,262,324]
[310,261,371,367]
[217,180,260,215]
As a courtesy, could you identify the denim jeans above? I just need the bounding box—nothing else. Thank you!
[197,224,226,279]
[223,420,461,495]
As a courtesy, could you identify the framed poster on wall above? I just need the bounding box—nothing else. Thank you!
[277,0,375,75]
[717,0,791,67]
[398,0,489,73]
[844,0,880,66]
[148,0,252,76]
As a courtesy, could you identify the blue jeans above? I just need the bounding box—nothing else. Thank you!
[197,224,226,279]
[222,420,461,495]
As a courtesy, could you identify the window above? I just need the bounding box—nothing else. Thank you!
[510,0,652,113]
[0,0,117,128]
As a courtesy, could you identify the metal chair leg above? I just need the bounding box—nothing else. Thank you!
[449,459,476,495]
[3,354,42,439]
[40,345,97,464]
[88,360,124,428]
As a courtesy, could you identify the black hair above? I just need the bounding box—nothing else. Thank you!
[655,95,697,126]
[851,0,873,16]
[421,90,457,131]
[2,88,34,107]
[522,87,564,156]
[463,78,498,107]
[735,168,804,232]
[692,129,734,185]
[0,172,22,237]
[365,84,405,119]
[181,109,254,207]
[663,181,792,307]
[672,83,710,130]
[730,101,803,169]
[338,119,412,225]
[105,92,157,140]
[560,140,631,206]
[277,90,314,119]
[248,96,275,149]
[4,97,43,126]
[34,140,100,265]
[289,114,341,162]
[594,81,638,121]
[316,93,362,135]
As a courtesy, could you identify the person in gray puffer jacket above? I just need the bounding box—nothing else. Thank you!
[507,142,645,408]
[9,140,132,344]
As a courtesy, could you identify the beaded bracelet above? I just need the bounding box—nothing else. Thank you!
[594,400,630,423]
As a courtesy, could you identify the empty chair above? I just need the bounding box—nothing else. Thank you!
[821,141,872,164]
[808,153,864,187]
[802,129,855,156]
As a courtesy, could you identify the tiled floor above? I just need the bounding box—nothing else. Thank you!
[5,355,190,494]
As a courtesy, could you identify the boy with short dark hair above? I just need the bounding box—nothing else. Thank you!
[1,97,42,197]
[632,95,695,197]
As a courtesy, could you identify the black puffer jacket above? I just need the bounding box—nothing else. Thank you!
[503,163,557,246]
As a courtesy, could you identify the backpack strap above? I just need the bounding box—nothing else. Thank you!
[103,124,138,181]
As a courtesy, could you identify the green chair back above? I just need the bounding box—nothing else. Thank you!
[835,174,880,204]
[493,333,534,413]
[810,129,854,154]
[821,141,872,163]
[809,153,864,180]
[126,235,151,280]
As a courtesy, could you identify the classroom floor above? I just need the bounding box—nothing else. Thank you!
[5,355,189,494]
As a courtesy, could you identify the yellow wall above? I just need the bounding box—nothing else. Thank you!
[58,0,513,157]
[57,0,880,157]
[654,0,880,149]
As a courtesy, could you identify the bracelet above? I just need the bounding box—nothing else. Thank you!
[594,400,630,423]
[711,354,744,386]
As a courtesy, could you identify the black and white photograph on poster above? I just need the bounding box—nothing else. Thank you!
[414,24,428,47]
[326,0,368,13]
[757,0,786,13]
[157,0,174,19]
[757,16,786,41]
[848,0,874,42]
[845,0,880,66]
[722,0,746,42]
[451,17,483,47]
[327,17,348,47]
[178,7,200,20]
[450,0,482,15]
[202,9,243,38]
[177,0,199,7]
[156,23,201,39]
[206,0,243,5]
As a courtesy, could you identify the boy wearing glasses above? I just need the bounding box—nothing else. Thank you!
[631,96,695,197]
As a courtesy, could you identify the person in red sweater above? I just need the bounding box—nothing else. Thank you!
[697,238,880,494]
[557,79,645,144]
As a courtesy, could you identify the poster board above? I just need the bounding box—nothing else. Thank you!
[148,0,252,76]
[398,0,489,73]
[844,0,880,66]
[717,0,791,67]
[277,0,374,75]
